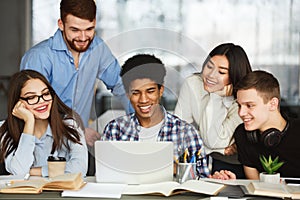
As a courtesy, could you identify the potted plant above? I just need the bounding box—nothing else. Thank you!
[259,155,284,183]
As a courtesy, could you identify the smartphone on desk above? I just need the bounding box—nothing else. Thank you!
[283,178,300,185]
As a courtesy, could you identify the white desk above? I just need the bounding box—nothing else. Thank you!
[0,177,209,199]
[0,176,277,200]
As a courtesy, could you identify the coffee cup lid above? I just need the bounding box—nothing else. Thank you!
[47,156,66,161]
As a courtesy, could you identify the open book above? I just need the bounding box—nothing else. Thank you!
[242,182,300,199]
[0,173,84,194]
[123,179,225,197]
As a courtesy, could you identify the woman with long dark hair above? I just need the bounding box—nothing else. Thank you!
[174,43,252,178]
[0,70,87,177]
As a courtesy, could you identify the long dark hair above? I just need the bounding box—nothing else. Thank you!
[0,70,84,162]
[201,43,252,97]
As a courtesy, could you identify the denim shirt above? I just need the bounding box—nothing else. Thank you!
[20,29,132,126]
[5,119,88,177]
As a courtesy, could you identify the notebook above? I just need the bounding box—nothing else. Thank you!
[94,141,174,184]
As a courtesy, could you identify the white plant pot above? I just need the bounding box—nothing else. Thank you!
[259,172,280,183]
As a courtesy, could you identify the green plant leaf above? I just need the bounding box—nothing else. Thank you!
[273,156,279,164]
[268,155,272,164]
[259,155,284,174]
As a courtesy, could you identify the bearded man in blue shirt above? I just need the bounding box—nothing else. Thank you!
[20,0,132,148]
[102,54,210,178]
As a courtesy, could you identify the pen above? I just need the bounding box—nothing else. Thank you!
[189,154,196,178]
[177,146,184,163]
[183,149,188,163]
[174,156,179,164]
[197,149,201,157]
[189,154,196,163]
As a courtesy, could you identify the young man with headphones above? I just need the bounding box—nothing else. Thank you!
[210,70,300,180]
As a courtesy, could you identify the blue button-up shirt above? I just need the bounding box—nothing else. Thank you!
[4,119,88,177]
[102,107,210,177]
[20,29,132,127]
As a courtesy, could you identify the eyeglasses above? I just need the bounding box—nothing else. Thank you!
[20,91,54,105]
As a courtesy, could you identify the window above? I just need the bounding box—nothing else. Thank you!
[33,0,300,114]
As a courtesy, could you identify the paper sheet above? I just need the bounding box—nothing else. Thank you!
[61,182,126,199]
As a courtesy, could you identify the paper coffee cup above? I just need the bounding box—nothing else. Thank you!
[47,156,66,178]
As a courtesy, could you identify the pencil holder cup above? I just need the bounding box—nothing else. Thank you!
[175,163,197,184]
[47,156,66,178]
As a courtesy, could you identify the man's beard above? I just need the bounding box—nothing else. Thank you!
[66,37,93,53]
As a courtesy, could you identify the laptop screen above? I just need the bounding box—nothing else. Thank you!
[94,141,174,184]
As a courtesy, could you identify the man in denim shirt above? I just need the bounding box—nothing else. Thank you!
[20,0,132,147]
[102,54,210,177]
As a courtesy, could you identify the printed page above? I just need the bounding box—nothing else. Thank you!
[0,175,26,189]
[176,179,225,195]
[123,180,225,196]
[43,173,84,190]
[62,182,126,199]
[123,181,180,196]
[247,182,291,199]
[47,173,80,182]
[0,179,46,194]
[201,178,256,186]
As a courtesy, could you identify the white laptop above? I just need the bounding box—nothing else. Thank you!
[94,141,174,184]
